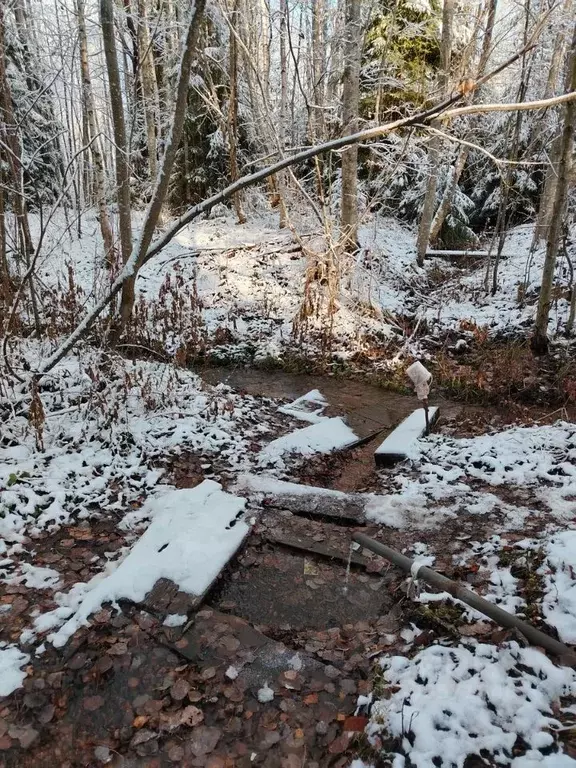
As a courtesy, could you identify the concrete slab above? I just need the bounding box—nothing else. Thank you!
[374,406,440,466]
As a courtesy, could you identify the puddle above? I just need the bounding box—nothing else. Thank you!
[200,366,503,440]
[212,548,391,630]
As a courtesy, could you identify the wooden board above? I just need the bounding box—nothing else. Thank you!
[374,406,440,466]
[267,532,368,567]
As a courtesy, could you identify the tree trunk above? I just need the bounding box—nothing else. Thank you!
[532,23,576,352]
[428,0,496,244]
[76,0,115,267]
[416,0,454,266]
[535,0,574,243]
[0,4,39,334]
[116,0,207,333]
[310,0,326,142]
[100,0,133,271]
[228,0,246,224]
[340,0,362,252]
[137,0,159,184]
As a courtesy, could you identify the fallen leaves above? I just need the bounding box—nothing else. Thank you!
[159,705,204,732]
[132,715,149,729]
[83,695,105,712]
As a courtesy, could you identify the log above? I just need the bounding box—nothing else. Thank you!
[353,532,576,665]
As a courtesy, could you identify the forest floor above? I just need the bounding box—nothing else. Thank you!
[1,349,576,768]
[1,211,576,767]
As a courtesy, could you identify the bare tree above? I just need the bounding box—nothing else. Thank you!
[532,22,576,352]
[76,0,114,267]
[137,0,160,184]
[340,0,362,252]
[416,0,454,267]
[100,0,133,269]
[535,0,574,242]
[228,0,246,224]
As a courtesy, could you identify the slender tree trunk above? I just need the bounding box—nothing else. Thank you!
[310,0,326,142]
[228,0,246,223]
[117,0,207,333]
[535,0,574,242]
[76,0,115,266]
[137,0,159,184]
[429,0,497,243]
[0,4,40,335]
[100,0,133,271]
[340,0,362,252]
[532,23,576,351]
[416,0,454,266]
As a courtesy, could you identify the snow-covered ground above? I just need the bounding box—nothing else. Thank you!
[22,208,569,371]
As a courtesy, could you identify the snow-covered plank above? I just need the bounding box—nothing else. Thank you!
[374,407,439,466]
[259,417,358,463]
[38,481,249,648]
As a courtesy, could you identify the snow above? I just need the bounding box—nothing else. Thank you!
[258,417,358,463]
[540,530,576,643]
[369,642,576,767]
[235,474,349,497]
[375,407,439,462]
[277,389,328,424]
[257,683,275,703]
[0,644,30,696]
[1,563,61,589]
[163,614,187,627]
[36,482,248,648]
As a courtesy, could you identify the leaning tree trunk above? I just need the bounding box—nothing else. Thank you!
[416,0,454,266]
[340,0,362,253]
[116,0,207,333]
[100,0,133,273]
[532,23,576,352]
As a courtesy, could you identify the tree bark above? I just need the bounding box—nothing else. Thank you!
[228,0,246,224]
[428,0,496,244]
[532,23,576,352]
[535,0,574,243]
[100,0,133,270]
[310,0,326,142]
[116,0,207,333]
[0,4,39,334]
[76,0,115,267]
[137,0,159,184]
[340,0,362,252]
[416,0,454,266]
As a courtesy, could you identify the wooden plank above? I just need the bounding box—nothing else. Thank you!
[267,532,368,567]
[375,406,440,467]
[265,493,366,524]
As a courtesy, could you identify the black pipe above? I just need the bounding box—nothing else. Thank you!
[353,532,576,665]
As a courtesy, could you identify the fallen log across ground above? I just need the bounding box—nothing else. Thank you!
[353,532,576,665]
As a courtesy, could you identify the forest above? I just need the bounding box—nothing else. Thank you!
[1,0,576,766]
